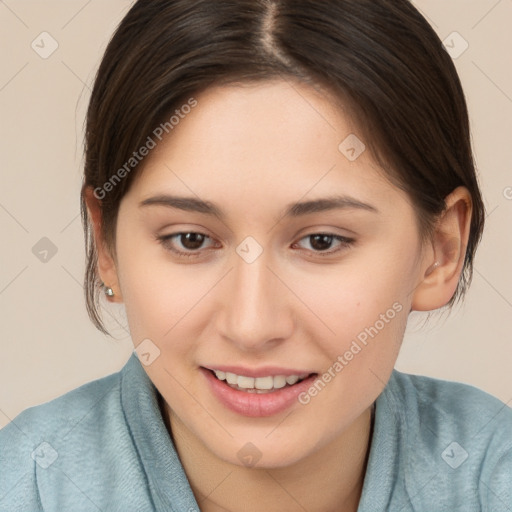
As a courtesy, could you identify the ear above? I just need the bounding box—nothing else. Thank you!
[83,187,123,303]
[411,186,472,311]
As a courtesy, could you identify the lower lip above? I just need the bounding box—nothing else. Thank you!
[201,368,317,417]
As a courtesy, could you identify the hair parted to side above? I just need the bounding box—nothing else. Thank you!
[81,0,485,334]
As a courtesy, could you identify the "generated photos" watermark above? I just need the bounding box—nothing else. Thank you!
[94,98,198,200]
[298,301,403,405]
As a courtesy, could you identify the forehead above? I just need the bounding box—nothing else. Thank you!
[125,80,407,216]
[161,80,352,163]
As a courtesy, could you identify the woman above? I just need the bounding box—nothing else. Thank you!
[1,1,510,511]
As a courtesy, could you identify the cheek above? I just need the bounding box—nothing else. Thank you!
[288,241,416,402]
[292,267,411,430]
[116,235,205,345]
[116,240,241,394]
[291,245,416,341]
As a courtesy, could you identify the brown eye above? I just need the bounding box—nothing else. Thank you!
[158,232,217,258]
[179,233,206,250]
[309,234,335,251]
[294,233,354,256]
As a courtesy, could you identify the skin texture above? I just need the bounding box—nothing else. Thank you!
[86,79,472,512]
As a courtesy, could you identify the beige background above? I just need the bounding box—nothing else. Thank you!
[1,0,511,427]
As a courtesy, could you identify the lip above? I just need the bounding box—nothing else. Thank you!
[201,367,317,417]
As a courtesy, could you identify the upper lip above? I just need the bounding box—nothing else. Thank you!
[202,365,315,378]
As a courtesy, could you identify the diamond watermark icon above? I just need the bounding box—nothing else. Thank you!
[31,32,59,59]
[441,441,468,469]
[31,442,58,469]
[338,134,366,162]
[32,237,58,263]
[135,338,161,366]
[236,236,263,264]
[237,442,262,468]
[443,32,469,60]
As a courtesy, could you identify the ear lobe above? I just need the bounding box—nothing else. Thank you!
[83,187,123,302]
[411,187,472,311]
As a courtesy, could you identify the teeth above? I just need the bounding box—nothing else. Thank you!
[213,370,309,391]
[255,376,273,390]
[225,372,237,385]
[286,375,299,385]
[215,370,226,380]
[237,376,255,389]
[273,376,287,389]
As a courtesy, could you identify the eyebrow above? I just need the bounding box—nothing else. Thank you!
[139,194,378,219]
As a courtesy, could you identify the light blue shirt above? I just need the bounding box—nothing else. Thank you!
[1,353,511,511]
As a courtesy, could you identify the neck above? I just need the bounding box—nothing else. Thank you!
[161,398,375,512]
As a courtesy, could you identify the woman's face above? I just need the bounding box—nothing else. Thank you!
[113,80,427,467]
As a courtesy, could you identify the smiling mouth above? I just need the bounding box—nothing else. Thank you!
[208,369,316,393]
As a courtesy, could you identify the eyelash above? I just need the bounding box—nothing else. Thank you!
[156,232,354,259]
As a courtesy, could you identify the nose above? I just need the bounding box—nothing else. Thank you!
[218,251,294,352]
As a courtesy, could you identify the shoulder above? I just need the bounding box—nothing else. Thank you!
[1,367,123,445]
[384,370,512,510]
[388,369,512,442]
[388,370,512,434]
[0,363,125,511]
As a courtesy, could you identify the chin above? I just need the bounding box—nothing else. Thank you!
[204,431,320,470]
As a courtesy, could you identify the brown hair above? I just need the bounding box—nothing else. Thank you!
[81,0,485,334]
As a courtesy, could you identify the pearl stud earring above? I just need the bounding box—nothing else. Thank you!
[101,282,114,297]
